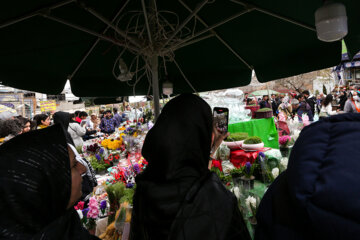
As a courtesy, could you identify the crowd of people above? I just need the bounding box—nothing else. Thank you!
[0,106,142,147]
[244,86,360,122]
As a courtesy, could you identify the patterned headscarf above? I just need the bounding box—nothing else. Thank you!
[0,125,94,239]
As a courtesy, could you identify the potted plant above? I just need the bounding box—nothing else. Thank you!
[241,162,256,190]
[255,107,273,119]
[242,136,264,151]
[86,197,99,235]
[230,167,243,187]
[223,132,249,150]
[278,135,292,157]
[245,195,259,233]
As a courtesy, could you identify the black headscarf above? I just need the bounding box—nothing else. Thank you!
[141,93,213,181]
[131,94,214,239]
[53,111,74,145]
[0,125,97,240]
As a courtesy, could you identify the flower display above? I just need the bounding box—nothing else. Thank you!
[126,182,134,188]
[82,208,89,217]
[87,197,99,219]
[272,167,279,178]
[233,186,240,200]
[99,148,104,154]
[243,162,255,178]
[245,196,256,210]
[87,143,100,153]
[74,201,84,210]
[100,200,107,215]
[95,154,101,161]
[245,162,251,174]
[133,163,140,174]
[279,135,291,147]
[81,208,89,225]
[245,195,258,217]
[101,139,122,150]
[280,158,288,169]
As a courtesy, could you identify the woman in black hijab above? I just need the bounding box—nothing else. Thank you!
[130,94,250,240]
[53,111,98,204]
[0,124,99,240]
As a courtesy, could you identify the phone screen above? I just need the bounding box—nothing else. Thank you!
[213,107,229,134]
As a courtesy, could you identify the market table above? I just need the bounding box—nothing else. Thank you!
[228,118,279,149]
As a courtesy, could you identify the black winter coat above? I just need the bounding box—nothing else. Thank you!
[131,172,251,240]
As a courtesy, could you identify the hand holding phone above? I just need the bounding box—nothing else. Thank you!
[213,107,229,134]
[211,107,229,157]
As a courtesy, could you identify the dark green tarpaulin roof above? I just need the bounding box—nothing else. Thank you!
[0,0,359,97]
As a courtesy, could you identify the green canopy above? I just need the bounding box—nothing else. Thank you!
[0,0,359,100]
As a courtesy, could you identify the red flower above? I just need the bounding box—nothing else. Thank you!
[212,160,223,172]
[74,201,84,210]
[213,161,221,169]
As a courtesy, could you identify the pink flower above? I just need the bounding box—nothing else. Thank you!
[87,197,99,219]
[279,135,291,146]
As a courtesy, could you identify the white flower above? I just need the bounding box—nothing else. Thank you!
[245,196,257,210]
[280,157,288,169]
[272,167,279,178]
[233,187,240,200]
[293,129,300,140]
[76,209,83,219]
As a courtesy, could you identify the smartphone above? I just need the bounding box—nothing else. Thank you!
[213,107,229,134]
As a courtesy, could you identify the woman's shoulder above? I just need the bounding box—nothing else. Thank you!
[201,172,236,202]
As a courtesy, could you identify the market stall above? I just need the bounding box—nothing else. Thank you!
[72,120,150,239]
[228,117,279,149]
[72,107,309,239]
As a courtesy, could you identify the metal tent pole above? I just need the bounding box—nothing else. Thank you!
[150,56,160,120]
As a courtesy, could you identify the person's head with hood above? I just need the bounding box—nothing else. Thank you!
[0,124,92,239]
[141,93,213,181]
[131,94,248,240]
[53,111,75,145]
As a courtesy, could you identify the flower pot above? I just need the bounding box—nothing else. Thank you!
[255,110,273,119]
[242,142,264,151]
[279,147,290,158]
[245,105,260,119]
[224,140,244,150]
[241,176,255,190]
[231,173,242,187]
[249,216,257,236]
